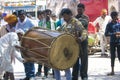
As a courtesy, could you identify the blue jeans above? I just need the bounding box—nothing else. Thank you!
[54,69,71,80]
[24,62,35,78]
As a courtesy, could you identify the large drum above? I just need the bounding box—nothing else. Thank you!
[21,28,79,70]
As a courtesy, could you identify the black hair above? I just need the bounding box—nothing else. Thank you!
[110,11,118,19]
[60,8,72,16]
[18,10,26,16]
[45,9,52,15]
[77,3,85,9]
[12,11,18,16]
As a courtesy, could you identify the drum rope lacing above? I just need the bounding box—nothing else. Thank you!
[22,36,51,59]
[22,36,51,48]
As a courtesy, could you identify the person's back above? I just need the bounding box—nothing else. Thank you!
[0,32,24,80]
[0,32,18,56]
[0,14,19,80]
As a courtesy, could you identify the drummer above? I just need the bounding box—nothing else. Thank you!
[53,8,87,80]
[0,14,19,80]
[0,29,26,80]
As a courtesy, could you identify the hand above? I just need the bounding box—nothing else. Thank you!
[22,59,27,63]
[116,32,120,38]
[116,32,120,35]
[15,46,27,51]
[76,37,81,43]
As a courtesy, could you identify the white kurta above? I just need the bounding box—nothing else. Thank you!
[93,15,111,34]
[93,16,111,54]
[0,32,23,78]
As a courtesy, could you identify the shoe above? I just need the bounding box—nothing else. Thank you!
[82,77,88,80]
[107,72,115,76]
[20,77,30,80]
[35,72,41,76]
[101,53,108,57]
[44,75,48,78]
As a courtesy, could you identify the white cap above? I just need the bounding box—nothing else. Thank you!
[15,29,25,34]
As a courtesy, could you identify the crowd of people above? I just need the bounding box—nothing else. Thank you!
[0,2,120,80]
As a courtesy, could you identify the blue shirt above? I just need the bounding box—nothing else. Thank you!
[16,17,35,32]
[105,21,120,44]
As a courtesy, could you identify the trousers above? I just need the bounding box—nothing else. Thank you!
[24,62,35,78]
[54,69,72,80]
[72,39,88,80]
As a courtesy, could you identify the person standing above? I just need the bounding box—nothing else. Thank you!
[93,9,111,57]
[16,10,35,80]
[35,10,51,78]
[50,13,58,30]
[54,8,87,80]
[72,3,89,80]
[105,11,120,76]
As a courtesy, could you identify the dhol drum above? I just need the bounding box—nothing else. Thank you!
[21,28,79,70]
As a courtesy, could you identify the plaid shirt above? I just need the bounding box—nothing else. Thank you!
[58,17,87,42]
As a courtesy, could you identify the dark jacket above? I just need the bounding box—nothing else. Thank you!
[105,21,120,44]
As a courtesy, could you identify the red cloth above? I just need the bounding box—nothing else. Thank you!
[80,0,108,22]
[88,22,96,34]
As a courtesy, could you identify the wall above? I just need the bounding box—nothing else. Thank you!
[108,0,119,15]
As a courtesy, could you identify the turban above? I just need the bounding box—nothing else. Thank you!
[15,29,25,35]
[101,9,107,15]
[4,14,18,24]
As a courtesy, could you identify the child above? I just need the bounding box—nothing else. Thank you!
[105,11,120,75]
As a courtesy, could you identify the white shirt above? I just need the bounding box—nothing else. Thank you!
[93,15,111,33]
[0,32,23,73]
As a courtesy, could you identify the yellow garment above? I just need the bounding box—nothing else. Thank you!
[4,14,18,24]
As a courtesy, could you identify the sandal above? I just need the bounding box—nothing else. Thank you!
[107,72,115,76]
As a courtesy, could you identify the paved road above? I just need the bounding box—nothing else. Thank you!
[13,52,120,80]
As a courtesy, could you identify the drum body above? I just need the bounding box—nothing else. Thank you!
[21,28,79,70]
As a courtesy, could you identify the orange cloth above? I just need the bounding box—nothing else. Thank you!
[4,14,18,24]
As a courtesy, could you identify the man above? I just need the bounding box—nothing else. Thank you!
[16,10,35,80]
[93,9,111,57]
[0,14,17,37]
[0,14,19,80]
[54,8,87,80]
[72,3,89,80]
[0,29,25,80]
[35,10,51,78]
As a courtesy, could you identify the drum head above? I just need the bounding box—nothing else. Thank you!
[49,33,79,70]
